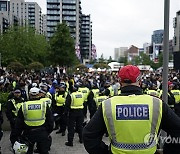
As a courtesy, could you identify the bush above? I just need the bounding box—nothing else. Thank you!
[0,92,9,110]
[27,62,44,72]
[74,64,88,73]
[93,63,110,69]
[7,61,24,72]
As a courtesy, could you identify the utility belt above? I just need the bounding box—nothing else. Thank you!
[27,127,46,132]
[70,108,83,111]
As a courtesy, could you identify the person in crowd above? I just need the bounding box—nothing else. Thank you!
[83,65,180,154]
[6,88,25,144]
[11,87,54,154]
[64,86,84,147]
[53,84,67,135]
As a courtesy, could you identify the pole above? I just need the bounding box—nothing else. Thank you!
[159,0,170,150]
[162,0,170,104]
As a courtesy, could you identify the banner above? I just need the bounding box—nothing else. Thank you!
[75,43,81,60]
[91,44,97,59]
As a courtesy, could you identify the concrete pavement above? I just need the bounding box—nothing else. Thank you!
[1,130,109,154]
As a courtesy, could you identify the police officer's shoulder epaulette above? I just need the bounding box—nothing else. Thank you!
[8,98,15,102]
[149,94,162,100]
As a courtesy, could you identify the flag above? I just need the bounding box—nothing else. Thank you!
[91,44,97,59]
[75,43,81,60]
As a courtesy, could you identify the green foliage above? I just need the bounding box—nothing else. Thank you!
[0,26,49,66]
[49,22,79,66]
[74,64,88,73]
[98,54,105,63]
[89,59,97,64]
[0,92,9,110]
[118,57,128,65]
[107,56,113,63]
[93,63,110,69]
[7,61,24,72]
[27,62,44,72]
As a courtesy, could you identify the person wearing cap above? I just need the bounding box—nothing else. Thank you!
[11,87,54,154]
[78,82,90,119]
[39,84,52,108]
[53,84,67,135]
[163,81,180,153]
[87,84,100,119]
[83,65,180,154]
[6,88,25,143]
[159,81,176,110]
[49,80,58,95]
[146,83,160,97]
[64,86,85,147]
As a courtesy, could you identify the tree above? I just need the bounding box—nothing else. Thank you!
[0,26,49,66]
[7,61,24,72]
[93,63,110,69]
[118,56,128,64]
[98,54,105,63]
[49,22,79,66]
[27,62,44,72]
[107,56,113,63]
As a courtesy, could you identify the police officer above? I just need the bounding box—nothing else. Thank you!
[64,86,84,147]
[87,85,99,119]
[54,84,67,135]
[83,65,180,154]
[146,83,159,97]
[78,83,90,118]
[6,89,24,143]
[163,82,180,154]
[11,87,54,154]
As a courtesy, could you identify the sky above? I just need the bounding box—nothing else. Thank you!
[27,0,180,59]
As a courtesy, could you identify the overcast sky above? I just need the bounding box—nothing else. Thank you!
[27,0,180,59]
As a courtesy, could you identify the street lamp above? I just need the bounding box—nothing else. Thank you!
[162,0,170,104]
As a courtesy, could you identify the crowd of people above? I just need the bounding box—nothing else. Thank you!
[0,66,179,154]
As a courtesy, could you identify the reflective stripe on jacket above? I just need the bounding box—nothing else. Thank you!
[22,100,46,126]
[171,90,180,104]
[55,92,67,106]
[92,89,99,98]
[70,92,84,109]
[102,95,162,154]
[40,97,52,108]
[10,99,24,117]
[95,96,108,108]
[78,87,89,102]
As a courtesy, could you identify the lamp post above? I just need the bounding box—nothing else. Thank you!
[159,0,170,150]
[162,0,170,105]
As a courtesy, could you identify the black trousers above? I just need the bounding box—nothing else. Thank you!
[23,129,51,154]
[54,106,67,132]
[83,101,87,117]
[67,109,84,143]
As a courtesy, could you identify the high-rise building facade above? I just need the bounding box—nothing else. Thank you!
[0,0,9,12]
[151,30,164,44]
[114,47,128,61]
[0,12,9,33]
[46,0,60,38]
[0,0,43,34]
[25,2,43,34]
[173,10,180,70]
[80,14,92,60]
[174,11,180,52]
[46,0,81,44]
[151,30,164,61]
[0,0,9,33]
[42,14,47,36]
